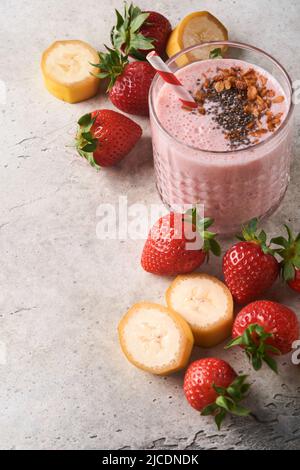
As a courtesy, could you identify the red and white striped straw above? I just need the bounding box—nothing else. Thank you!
[147,51,198,109]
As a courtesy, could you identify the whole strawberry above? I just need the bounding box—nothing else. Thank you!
[184,358,251,430]
[95,47,155,116]
[141,211,220,276]
[111,3,172,59]
[226,300,299,373]
[271,225,300,292]
[76,109,142,167]
[223,218,279,304]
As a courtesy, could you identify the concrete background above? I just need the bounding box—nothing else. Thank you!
[1,0,300,450]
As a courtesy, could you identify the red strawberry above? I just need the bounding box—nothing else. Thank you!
[138,11,172,56]
[289,270,300,292]
[95,48,155,116]
[184,358,251,429]
[271,224,300,292]
[141,211,220,276]
[109,61,155,116]
[76,109,142,167]
[226,300,299,373]
[223,218,279,304]
[111,3,172,59]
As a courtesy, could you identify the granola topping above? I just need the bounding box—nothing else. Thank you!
[191,66,286,149]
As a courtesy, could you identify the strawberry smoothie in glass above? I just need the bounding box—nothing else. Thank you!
[149,42,294,235]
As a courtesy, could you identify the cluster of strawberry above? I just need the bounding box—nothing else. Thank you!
[96,3,171,115]
[141,213,300,297]
[75,3,171,168]
[141,213,300,428]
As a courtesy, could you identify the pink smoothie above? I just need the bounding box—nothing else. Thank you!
[151,59,293,234]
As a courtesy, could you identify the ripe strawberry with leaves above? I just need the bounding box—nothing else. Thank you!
[76,109,142,168]
[141,210,220,276]
[226,300,299,373]
[222,218,279,304]
[94,47,155,116]
[271,225,300,292]
[111,3,171,59]
[184,358,251,430]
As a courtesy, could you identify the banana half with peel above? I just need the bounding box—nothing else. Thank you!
[41,40,100,103]
[118,302,194,375]
[166,274,234,348]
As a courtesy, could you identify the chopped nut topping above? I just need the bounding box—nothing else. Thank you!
[260,87,268,97]
[224,79,232,90]
[236,80,247,90]
[266,89,275,97]
[250,128,268,137]
[260,75,268,87]
[214,81,225,93]
[192,65,286,149]
[195,90,206,103]
[247,86,258,101]
[198,106,206,115]
[272,95,285,103]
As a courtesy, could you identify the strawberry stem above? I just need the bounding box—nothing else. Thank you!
[225,323,280,373]
[201,375,251,430]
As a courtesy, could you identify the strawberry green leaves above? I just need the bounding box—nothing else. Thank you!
[93,47,129,90]
[209,48,223,59]
[184,208,221,257]
[271,224,300,282]
[111,3,154,59]
[75,113,100,169]
[225,323,280,373]
[235,218,300,287]
[201,375,251,430]
[236,217,274,255]
[77,113,94,128]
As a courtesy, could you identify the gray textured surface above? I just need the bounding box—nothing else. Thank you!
[1,0,300,450]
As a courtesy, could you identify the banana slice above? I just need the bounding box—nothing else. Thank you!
[118,302,194,375]
[41,40,100,103]
[166,11,228,66]
[166,274,233,348]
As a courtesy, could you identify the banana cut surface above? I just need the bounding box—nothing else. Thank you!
[118,302,194,375]
[166,274,233,348]
[41,40,100,103]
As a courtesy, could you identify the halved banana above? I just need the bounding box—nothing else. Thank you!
[41,40,100,103]
[166,274,233,348]
[118,302,194,375]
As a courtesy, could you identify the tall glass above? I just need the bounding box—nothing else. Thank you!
[149,41,295,235]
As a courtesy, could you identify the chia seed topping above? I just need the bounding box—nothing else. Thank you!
[190,66,285,150]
